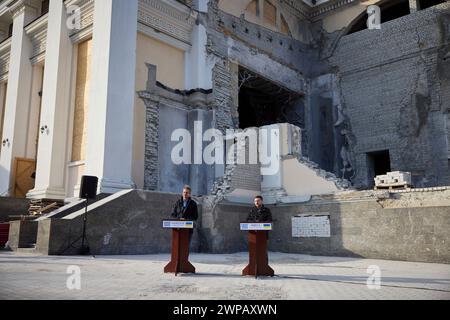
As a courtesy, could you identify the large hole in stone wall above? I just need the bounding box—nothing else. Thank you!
[367,150,392,186]
[347,0,411,35]
[238,67,303,130]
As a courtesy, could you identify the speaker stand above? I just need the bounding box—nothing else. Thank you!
[59,199,92,256]
[79,198,90,255]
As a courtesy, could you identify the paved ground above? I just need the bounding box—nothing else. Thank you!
[0,251,449,300]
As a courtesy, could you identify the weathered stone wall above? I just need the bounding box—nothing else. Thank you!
[202,190,450,264]
[140,1,450,196]
[26,188,450,263]
[326,4,450,188]
[8,221,38,250]
[269,198,450,264]
[0,197,30,223]
[35,191,203,255]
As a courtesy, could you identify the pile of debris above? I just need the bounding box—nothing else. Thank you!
[28,199,65,217]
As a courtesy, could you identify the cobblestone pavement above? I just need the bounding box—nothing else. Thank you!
[0,251,449,300]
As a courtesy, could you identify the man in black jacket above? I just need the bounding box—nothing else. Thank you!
[171,185,198,245]
[247,195,272,222]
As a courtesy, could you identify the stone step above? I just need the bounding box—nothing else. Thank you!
[16,247,37,254]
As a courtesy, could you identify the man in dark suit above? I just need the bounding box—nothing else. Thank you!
[247,195,272,222]
[171,185,198,245]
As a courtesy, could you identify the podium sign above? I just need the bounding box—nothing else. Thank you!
[163,220,194,229]
[163,219,195,275]
[241,222,274,278]
[240,223,272,231]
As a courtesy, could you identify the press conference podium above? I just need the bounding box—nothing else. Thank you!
[241,222,275,278]
[163,219,195,275]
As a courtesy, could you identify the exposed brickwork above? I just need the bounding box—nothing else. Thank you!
[327,5,450,188]
[144,100,159,191]
[212,59,234,133]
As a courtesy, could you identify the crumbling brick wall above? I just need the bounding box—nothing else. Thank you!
[326,4,450,188]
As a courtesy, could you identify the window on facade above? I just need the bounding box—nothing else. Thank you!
[263,0,277,28]
[347,0,411,35]
[244,0,291,36]
[246,0,258,16]
[418,0,447,10]
[280,14,290,35]
[41,0,49,16]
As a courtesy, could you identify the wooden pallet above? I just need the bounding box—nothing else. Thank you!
[28,199,64,216]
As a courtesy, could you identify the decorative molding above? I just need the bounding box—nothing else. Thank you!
[237,0,361,20]
[281,0,312,19]
[138,0,196,46]
[70,23,93,43]
[0,0,15,16]
[138,22,191,51]
[310,0,359,18]
[67,0,94,43]
[0,37,11,81]
[7,0,39,19]
[0,36,12,52]
[25,13,48,65]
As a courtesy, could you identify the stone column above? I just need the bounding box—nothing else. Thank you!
[184,0,213,91]
[0,0,38,196]
[84,0,138,194]
[27,0,73,200]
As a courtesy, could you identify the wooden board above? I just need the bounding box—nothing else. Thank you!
[12,158,36,198]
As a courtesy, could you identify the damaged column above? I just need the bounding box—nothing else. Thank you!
[185,0,214,91]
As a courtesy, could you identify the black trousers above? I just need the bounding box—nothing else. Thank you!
[188,229,194,248]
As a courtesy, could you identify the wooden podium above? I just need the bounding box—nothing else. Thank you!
[241,222,274,278]
[163,219,195,275]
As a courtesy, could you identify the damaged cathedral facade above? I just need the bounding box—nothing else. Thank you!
[1,0,450,261]
[139,0,450,203]
[0,0,449,201]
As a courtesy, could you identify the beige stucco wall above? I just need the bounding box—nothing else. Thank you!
[132,32,186,189]
[65,39,92,198]
[136,32,185,90]
[322,0,380,33]
[71,38,92,162]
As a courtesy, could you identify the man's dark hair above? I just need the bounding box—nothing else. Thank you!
[255,195,263,201]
